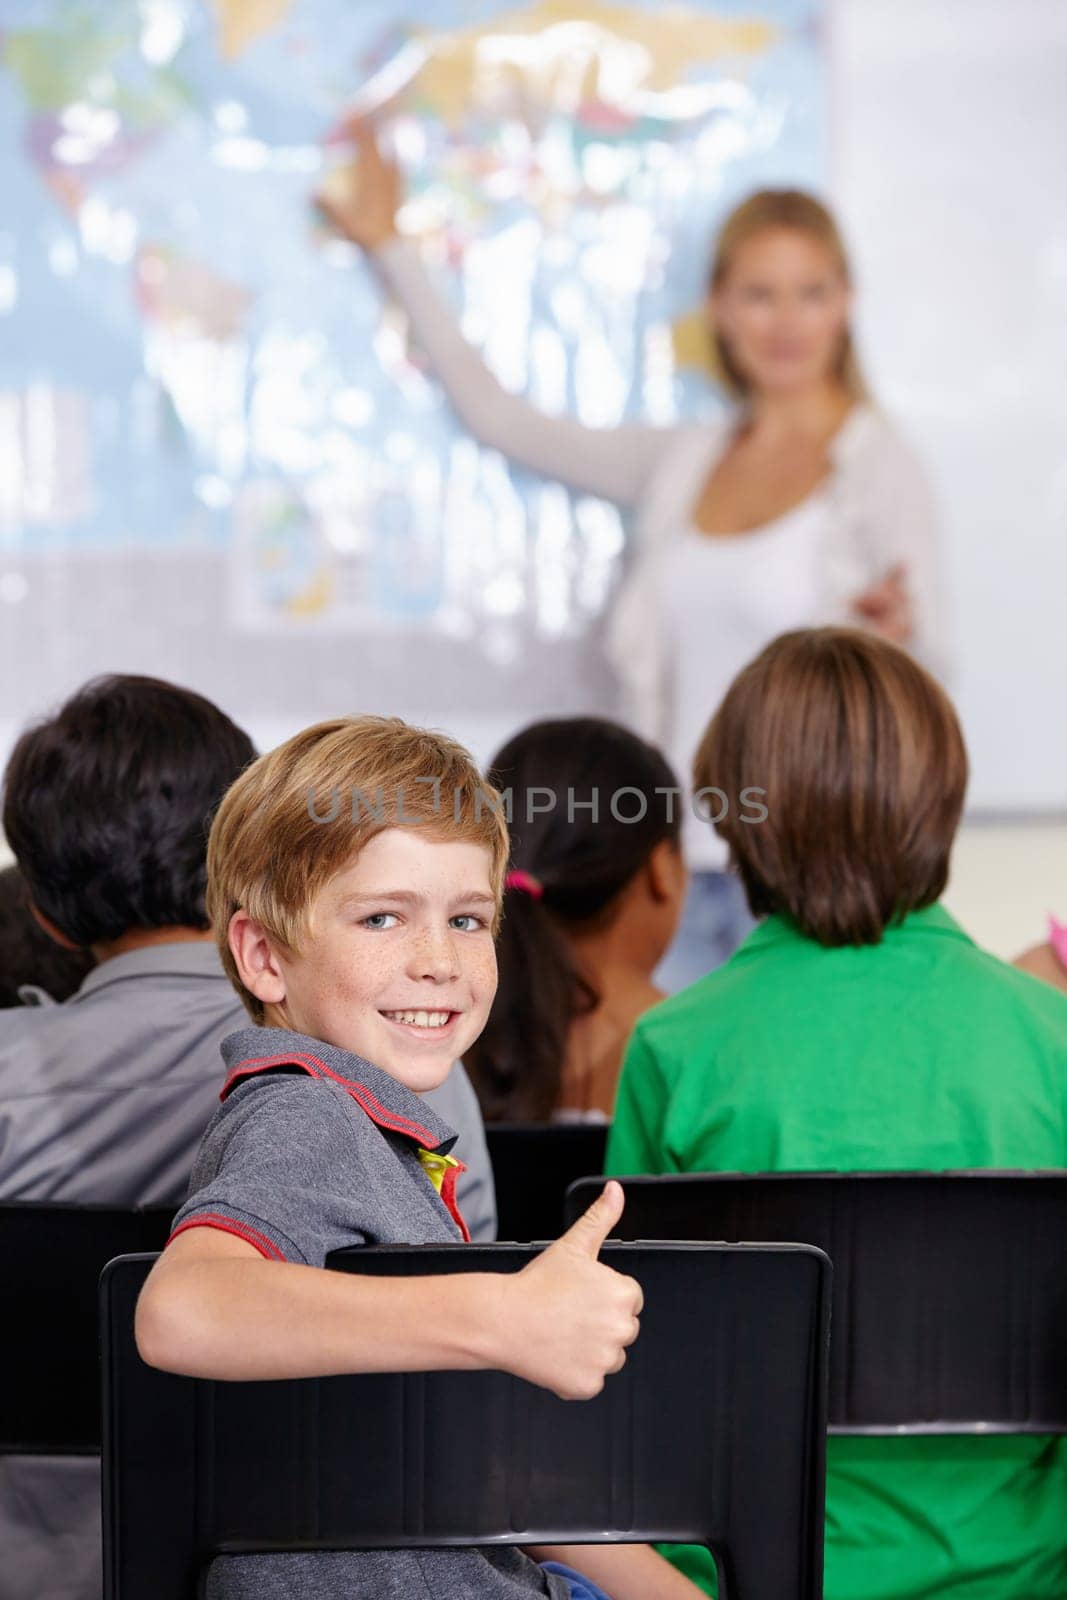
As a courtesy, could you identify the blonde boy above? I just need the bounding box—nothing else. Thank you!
[136,716,700,1600]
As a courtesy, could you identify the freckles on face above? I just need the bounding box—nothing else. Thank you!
[274,829,499,1092]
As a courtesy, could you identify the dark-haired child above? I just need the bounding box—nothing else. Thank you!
[465,718,686,1122]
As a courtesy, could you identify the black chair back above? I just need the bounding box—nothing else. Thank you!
[486,1122,607,1240]
[102,1241,830,1600]
[1,1201,172,1452]
[565,1171,1067,1433]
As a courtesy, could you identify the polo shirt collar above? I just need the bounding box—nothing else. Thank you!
[70,939,229,1000]
[219,1024,457,1154]
[733,901,972,960]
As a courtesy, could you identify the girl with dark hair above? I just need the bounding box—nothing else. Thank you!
[464,717,686,1123]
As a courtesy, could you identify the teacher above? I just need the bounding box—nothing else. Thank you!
[318,134,946,987]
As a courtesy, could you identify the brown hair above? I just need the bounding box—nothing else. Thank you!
[709,189,867,401]
[694,629,967,946]
[206,715,510,1021]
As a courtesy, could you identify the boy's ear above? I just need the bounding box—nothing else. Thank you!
[28,903,82,951]
[228,910,288,1006]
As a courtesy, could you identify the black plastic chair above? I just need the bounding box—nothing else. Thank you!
[565,1171,1067,1433]
[486,1122,608,1240]
[1,1201,172,1453]
[101,1241,830,1600]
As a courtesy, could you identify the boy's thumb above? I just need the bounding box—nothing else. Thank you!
[557,1180,624,1259]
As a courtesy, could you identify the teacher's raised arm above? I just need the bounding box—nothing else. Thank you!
[316,128,675,509]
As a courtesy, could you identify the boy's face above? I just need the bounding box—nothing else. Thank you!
[267,828,498,1093]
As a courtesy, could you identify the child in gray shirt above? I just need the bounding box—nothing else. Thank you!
[137,714,701,1600]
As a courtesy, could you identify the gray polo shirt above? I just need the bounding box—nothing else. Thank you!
[174,1025,566,1600]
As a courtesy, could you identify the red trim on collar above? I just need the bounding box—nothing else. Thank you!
[222,1050,438,1147]
[439,1161,471,1243]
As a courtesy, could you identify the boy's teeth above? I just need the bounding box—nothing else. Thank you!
[385,1009,451,1029]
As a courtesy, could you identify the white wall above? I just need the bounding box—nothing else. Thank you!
[832,0,1067,811]
[943,821,1067,960]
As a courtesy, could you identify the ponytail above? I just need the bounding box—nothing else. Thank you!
[465,872,595,1121]
[464,718,680,1122]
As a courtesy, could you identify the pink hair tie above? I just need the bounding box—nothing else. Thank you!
[505,869,544,900]
[1049,915,1067,974]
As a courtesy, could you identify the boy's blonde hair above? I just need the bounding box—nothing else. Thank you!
[206,715,510,1022]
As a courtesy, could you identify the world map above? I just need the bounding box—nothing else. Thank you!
[1,0,823,633]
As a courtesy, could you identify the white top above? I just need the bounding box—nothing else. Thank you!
[665,492,829,868]
[372,239,949,821]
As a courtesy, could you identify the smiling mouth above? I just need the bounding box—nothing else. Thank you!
[380,1009,457,1032]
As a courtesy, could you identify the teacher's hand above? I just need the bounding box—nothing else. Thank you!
[851,563,914,645]
[316,125,400,253]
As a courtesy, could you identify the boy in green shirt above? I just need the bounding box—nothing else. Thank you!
[609,627,1067,1600]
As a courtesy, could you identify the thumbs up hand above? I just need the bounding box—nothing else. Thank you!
[498,1181,643,1400]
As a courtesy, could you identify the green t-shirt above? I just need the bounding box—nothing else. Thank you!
[607,904,1067,1600]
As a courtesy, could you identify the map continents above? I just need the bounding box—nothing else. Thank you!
[1,0,823,631]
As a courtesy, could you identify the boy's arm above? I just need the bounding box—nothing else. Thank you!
[529,1543,708,1600]
[136,1181,641,1400]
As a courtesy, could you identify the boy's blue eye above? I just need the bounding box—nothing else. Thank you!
[361,912,399,930]
[450,914,485,932]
